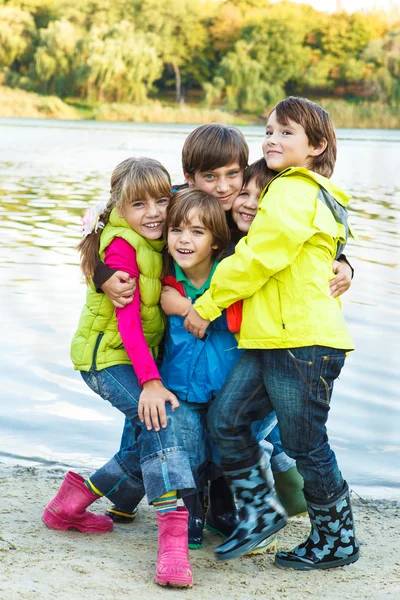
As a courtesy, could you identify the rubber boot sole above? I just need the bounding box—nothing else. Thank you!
[188,542,202,549]
[105,506,138,523]
[246,534,278,555]
[215,515,287,561]
[275,549,360,570]
[42,508,113,533]
[155,575,193,588]
[206,522,278,555]
[290,511,308,519]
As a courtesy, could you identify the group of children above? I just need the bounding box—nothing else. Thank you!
[42,97,359,589]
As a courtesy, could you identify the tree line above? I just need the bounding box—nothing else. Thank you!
[1,0,399,112]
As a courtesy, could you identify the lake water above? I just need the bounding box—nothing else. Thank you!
[0,119,399,498]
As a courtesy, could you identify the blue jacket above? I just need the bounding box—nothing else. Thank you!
[160,277,243,405]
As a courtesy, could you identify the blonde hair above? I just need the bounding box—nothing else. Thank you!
[79,157,171,283]
[162,188,230,277]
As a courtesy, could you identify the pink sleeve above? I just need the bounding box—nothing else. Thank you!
[104,237,161,386]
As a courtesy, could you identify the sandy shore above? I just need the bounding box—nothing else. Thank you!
[0,466,399,600]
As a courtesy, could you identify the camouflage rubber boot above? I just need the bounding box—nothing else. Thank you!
[275,482,360,570]
[214,455,287,561]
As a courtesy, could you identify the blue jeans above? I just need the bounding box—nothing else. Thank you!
[116,402,279,496]
[207,346,346,502]
[81,365,195,504]
[267,422,297,473]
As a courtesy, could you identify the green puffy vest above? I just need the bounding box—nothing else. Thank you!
[70,207,165,371]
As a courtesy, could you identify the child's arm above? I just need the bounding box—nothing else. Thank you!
[105,239,179,430]
[191,180,316,327]
[160,285,191,317]
[93,259,135,308]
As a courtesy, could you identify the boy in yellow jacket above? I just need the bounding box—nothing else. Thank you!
[184,97,360,570]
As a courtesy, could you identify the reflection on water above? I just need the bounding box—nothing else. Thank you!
[0,119,399,497]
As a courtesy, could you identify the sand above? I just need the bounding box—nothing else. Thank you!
[0,465,399,600]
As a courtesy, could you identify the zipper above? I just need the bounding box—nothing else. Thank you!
[91,332,104,370]
[276,280,286,330]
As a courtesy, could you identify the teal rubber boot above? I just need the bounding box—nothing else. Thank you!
[275,482,360,570]
[214,455,287,561]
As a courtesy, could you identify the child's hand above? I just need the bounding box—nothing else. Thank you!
[161,285,191,316]
[330,260,352,298]
[101,271,136,308]
[184,306,211,339]
[138,379,180,431]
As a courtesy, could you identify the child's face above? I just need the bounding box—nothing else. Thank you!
[168,209,218,272]
[119,195,169,240]
[231,178,260,233]
[185,162,243,211]
[262,110,317,173]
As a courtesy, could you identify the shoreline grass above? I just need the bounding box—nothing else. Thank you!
[0,87,399,129]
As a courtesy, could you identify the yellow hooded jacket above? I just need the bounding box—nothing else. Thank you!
[194,167,354,351]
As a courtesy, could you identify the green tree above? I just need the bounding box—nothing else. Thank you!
[317,12,377,59]
[33,19,79,94]
[77,22,162,103]
[241,4,313,89]
[132,0,209,103]
[0,6,36,69]
[363,29,400,106]
[5,0,54,28]
[208,40,284,113]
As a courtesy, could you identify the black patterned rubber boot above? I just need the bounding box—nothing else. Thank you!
[275,482,360,570]
[205,476,238,538]
[95,457,144,524]
[183,492,205,549]
[214,455,288,561]
[106,505,139,523]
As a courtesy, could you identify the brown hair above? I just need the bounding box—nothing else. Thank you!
[243,158,276,191]
[79,157,171,283]
[182,124,249,176]
[270,97,337,178]
[162,188,230,277]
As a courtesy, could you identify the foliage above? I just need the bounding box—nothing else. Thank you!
[0,0,399,118]
[76,22,162,103]
[362,29,400,106]
[0,6,36,68]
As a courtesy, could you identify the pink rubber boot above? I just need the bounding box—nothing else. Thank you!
[42,471,113,533]
[155,506,193,588]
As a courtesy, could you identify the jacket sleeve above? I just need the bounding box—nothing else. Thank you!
[194,178,317,321]
[93,260,116,293]
[104,238,161,385]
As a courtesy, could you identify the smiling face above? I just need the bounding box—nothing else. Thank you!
[262,110,323,173]
[185,162,244,211]
[119,195,169,240]
[231,178,261,233]
[168,208,218,273]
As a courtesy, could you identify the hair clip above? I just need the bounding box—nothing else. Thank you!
[81,200,108,237]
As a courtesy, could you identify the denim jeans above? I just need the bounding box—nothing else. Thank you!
[267,422,297,473]
[116,400,279,496]
[81,365,195,504]
[207,346,346,502]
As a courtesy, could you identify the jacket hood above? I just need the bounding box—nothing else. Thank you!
[263,167,351,208]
